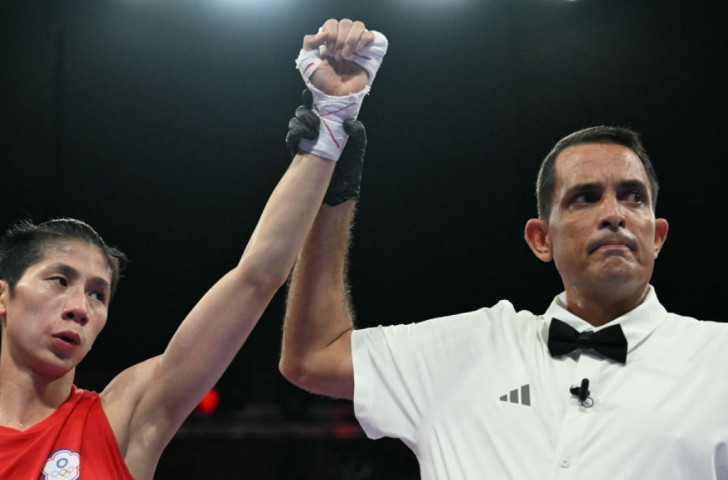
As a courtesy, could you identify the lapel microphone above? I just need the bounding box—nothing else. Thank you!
[570,378,593,407]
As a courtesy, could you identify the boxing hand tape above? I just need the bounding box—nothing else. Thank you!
[296,30,389,87]
[294,30,387,161]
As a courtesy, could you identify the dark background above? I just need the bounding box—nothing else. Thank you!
[2,0,727,477]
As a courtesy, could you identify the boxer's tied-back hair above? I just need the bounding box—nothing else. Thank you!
[0,218,127,298]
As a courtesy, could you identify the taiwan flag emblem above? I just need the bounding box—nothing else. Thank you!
[43,449,81,480]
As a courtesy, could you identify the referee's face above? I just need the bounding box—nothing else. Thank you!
[527,142,668,303]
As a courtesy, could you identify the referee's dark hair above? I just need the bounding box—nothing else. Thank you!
[536,126,659,220]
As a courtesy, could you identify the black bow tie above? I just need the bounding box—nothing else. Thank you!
[547,318,628,364]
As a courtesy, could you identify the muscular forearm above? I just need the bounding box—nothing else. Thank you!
[280,201,357,399]
[279,16,387,401]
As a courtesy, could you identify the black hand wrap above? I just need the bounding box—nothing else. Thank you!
[286,89,367,206]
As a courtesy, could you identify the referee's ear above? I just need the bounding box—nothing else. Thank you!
[653,218,669,259]
[524,218,553,263]
[0,280,8,326]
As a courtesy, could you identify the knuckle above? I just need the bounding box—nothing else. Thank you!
[302,34,315,48]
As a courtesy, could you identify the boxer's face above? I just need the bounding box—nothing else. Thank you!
[0,240,111,377]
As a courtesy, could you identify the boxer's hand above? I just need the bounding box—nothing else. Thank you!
[294,19,386,161]
[284,89,366,205]
[300,19,375,96]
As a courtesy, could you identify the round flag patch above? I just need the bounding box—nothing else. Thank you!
[43,449,81,479]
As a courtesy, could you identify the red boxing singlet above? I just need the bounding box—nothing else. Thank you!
[0,386,135,479]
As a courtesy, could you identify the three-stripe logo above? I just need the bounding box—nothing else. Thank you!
[499,384,530,406]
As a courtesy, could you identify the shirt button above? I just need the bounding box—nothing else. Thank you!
[560,458,571,468]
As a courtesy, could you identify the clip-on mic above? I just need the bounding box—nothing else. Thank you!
[570,378,593,407]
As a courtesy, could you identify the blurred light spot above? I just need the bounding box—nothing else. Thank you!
[211,0,294,7]
[197,387,220,415]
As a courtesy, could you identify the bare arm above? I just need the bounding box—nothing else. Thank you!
[279,18,388,400]
[103,152,336,477]
[280,201,357,400]
[100,19,378,479]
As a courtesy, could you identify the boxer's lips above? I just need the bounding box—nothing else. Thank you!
[53,331,81,345]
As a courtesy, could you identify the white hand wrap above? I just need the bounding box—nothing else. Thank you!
[295,30,388,161]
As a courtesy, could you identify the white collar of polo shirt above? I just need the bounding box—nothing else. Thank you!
[538,286,668,359]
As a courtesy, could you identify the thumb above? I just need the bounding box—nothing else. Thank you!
[344,118,367,151]
[302,30,327,52]
[302,88,314,110]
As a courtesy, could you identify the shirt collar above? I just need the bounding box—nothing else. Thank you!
[539,286,667,354]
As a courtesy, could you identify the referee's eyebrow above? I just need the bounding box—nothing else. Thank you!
[563,179,649,199]
[562,182,603,201]
[617,179,650,196]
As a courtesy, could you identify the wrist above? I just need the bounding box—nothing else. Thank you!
[297,84,368,162]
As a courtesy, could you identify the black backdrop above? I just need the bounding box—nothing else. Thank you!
[2,0,727,477]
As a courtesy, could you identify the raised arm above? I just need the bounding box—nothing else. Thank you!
[280,98,367,400]
[279,18,389,400]
[100,19,381,480]
[103,152,336,478]
[280,200,358,400]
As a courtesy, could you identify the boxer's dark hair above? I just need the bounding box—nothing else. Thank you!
[0,218,126,297]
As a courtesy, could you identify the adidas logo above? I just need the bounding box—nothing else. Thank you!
[499,384,531,406]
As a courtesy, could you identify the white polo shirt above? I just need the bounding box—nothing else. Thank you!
[352,287,728,479]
